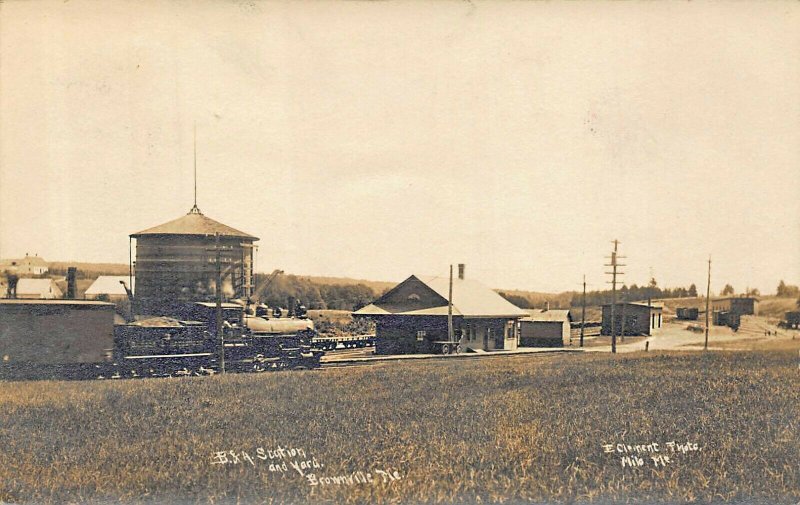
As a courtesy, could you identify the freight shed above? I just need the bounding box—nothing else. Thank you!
[353,271,527,355]
[711,297,758,316]
[601,302,663,336]
[519,309,572,347]
[130,206,259,317]
[0,299,114,364]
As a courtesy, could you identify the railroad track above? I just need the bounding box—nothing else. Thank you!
[319,348,575,370]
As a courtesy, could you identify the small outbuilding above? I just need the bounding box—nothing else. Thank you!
[519,309,572,347]
[353,269,527,355]
[601,302,663,336]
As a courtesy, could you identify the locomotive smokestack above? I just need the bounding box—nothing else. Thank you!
[458,264,465,280]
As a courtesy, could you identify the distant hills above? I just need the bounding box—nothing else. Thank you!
[47,262,130,277]
[46,262,790,316]
[44,261,570,309]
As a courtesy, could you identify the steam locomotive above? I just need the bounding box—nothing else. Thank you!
[106,301,323,379]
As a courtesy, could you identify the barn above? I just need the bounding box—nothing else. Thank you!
[84,276,135,301]
[353,269,527,355]
[15,278,63,299]
[601,302,663,336]
[519,308,572,347]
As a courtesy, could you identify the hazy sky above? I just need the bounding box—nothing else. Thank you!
[1,1,798,294]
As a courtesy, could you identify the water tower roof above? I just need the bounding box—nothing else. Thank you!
[130,208,258,240]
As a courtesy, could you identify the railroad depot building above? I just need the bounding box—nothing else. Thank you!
[601,302,663,336]
[353,271,527,355]
[519,308,572,347]
[130,205,259,317]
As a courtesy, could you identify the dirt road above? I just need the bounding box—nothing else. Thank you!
[585,317,798,353]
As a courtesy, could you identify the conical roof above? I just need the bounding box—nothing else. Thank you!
[130,207,258,240]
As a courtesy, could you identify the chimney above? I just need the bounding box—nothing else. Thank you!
[66,267,77,299]
[457,264,465,280]
[544,301,550,312]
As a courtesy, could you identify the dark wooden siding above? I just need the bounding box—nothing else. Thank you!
[0,303,114,364]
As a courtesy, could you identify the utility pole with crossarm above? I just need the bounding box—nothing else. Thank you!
[605,240,625,353]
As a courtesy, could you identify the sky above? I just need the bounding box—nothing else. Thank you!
[1,1,798,295]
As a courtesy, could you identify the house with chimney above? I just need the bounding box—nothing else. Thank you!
[353,265,528,355]
[0,254,48,276]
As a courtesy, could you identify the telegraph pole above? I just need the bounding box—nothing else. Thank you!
[580,275,586,347]
[214,233,225,373]
[447,264,454,343]
[704,256,711,351]
[605,240,625,353]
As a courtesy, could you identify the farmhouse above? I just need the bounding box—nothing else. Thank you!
[519,308,572,347]
[0,253,48,276]
[14,278,63,299]
[601,302,663,336]
[353,268,527,355]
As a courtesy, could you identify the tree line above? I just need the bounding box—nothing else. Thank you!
[568,283,699,308]
[253,273,379,311]
[499,282,701,309]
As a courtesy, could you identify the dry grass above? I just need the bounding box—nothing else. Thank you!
[703,335,800,352]
[756,297,799,321]
[0,350,798,504]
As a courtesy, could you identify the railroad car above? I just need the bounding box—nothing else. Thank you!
[110,302,324,378]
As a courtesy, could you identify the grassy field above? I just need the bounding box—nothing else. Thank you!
[0,348,798,504]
